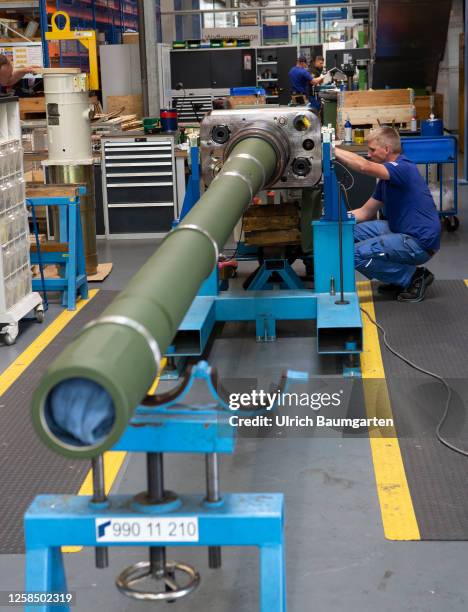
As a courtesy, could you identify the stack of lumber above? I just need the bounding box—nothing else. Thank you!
[92,105,142,132]
[336,89,415,139]
[243,203,301,246]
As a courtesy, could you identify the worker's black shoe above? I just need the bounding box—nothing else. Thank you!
[397,268,434,303]
[377,282,404,295]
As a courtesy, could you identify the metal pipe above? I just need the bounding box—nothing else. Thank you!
[137,0,149,116]
[335,186,349,306]
[31,135,278,458]
[92,455,109,568]
[147,453,166,579]
[205,454,221,569]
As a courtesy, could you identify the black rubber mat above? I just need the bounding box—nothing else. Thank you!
[373,279,468,540]
[0,291,116,553]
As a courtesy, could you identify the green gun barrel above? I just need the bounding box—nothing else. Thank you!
[31,136,279,458]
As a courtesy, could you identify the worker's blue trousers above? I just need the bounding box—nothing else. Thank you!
[354,220,432,287]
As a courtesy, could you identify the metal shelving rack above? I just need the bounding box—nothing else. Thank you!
[0,97,42,345]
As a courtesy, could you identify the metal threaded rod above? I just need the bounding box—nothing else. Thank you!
[147,453,166,579]
[205,454,222,569]
[92,455,108,569]
[335,187,349,306]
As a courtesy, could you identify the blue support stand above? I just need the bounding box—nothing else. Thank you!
[28,187,88,310]
[246,259,304,291]
[177,146,201,223]
[166,139,362,361]
[24,362,287,611]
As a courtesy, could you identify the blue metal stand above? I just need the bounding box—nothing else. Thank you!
[401,136,459,229]
[25,494,285,612]
[28,187,89,310]
[24,362,288,611]
[166,139,362,360]
[246,259,304,291]
[176,146,201,224]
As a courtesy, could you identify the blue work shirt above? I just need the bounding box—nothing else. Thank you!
[289,66,312,94]
[372,154,441,252]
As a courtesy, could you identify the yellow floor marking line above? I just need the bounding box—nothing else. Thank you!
[464,280,468,287]
[357,280,420,540]
[64,356,168,553]
[0,289,99,397]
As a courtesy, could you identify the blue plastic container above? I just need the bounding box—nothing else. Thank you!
[230,87,266,96]
[421,118,443,137]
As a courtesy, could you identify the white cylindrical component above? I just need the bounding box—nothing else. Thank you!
[44,72,92,163]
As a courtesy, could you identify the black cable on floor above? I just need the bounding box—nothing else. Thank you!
[360,305,468,458]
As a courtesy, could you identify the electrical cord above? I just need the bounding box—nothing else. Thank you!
[360,305,467,457]
[339,182,352,212]
[334,160,355,192]
[333,167,463,456]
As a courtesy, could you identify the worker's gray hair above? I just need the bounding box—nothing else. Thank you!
[367,126,402,153]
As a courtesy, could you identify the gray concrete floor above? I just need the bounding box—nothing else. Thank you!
[1,187,468,611]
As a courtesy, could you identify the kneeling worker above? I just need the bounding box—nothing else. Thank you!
[334,127,440,302]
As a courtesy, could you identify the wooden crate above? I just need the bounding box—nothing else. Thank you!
[122,32,139,44]
[243,203,301,246]
[106,94,143,118]
[336,105,413,139]
[228,95,266,108]
[337,89,414,109]
[337,89,415,138]
[414,94,444,121]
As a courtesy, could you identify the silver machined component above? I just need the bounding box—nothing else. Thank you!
[175,224,219,272]
[221,170,254,201]
[229,152,266,188]
[223,121,290,187]
[81,316,161,370]
[200,107,321,189]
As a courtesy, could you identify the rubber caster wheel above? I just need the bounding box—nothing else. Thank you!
[35,307,45,323]
[444,216,459,232]
[3,333,15,346]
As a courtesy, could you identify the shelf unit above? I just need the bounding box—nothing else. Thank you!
[0,97,42,345]
[256,47,280,104]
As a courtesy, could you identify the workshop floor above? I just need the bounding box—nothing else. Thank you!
[1,188,468,611]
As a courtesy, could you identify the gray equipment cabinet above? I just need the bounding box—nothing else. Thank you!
[101,134,177,239]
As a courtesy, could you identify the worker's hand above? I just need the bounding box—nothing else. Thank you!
[24,65,42,74]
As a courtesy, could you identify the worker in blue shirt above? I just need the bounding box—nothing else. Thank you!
[335,126,440,302]
[289,56,324,106]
